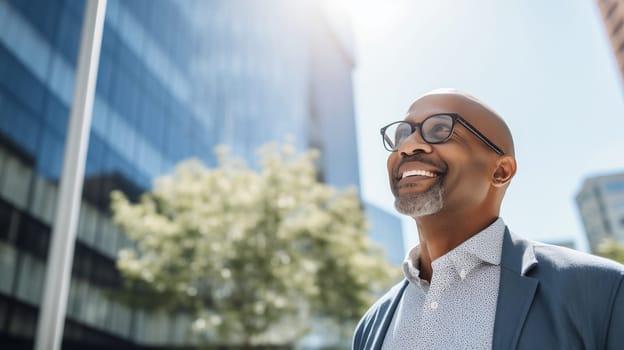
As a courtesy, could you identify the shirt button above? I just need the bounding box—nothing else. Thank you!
[460,269,467,280]
[430,301,438,309]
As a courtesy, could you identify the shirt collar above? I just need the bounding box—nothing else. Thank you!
[402,244,427,287]
[402,217,506,286]
[454,217,505,266]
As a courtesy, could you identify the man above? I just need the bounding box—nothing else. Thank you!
[353,89,624,350]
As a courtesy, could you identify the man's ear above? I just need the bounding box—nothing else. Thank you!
[492,156,516,187]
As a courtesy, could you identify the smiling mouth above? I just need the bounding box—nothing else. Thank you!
[393,169,443,196]
[401,169,438,179]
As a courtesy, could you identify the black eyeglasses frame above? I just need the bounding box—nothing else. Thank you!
[380,113,505,155]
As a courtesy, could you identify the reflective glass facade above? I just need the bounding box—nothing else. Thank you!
[0,0,362,348]
[364,203,405,265]
[576,172,624,252]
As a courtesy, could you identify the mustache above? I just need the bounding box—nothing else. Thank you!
[393,154,448,179]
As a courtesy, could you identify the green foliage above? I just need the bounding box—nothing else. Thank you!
[110,142,398,346]
[596,238,624,264]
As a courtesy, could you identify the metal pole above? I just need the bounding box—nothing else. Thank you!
[34,1,107,349]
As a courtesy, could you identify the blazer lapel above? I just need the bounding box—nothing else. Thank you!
[492,229,539,350]
[371,279,409,350]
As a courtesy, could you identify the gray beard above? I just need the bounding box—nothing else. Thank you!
[394,182,444,218]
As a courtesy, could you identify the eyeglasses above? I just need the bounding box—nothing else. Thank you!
[380,113,505,155]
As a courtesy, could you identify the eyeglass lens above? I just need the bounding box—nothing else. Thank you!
[384,115,454,151]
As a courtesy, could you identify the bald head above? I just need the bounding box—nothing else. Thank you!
[409,89,515,157]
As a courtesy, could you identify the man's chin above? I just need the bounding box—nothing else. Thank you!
[394,184,444,218]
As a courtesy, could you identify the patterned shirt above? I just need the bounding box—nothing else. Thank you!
[382,218,506,350]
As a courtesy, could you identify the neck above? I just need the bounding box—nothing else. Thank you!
[414,208,499,282]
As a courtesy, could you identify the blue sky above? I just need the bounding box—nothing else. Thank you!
[347,0,624,251]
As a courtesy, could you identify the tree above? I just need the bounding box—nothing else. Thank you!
[110,142,398,347]
[596,238,624,264]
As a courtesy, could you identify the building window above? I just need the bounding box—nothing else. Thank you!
[613,18,624,35]
[0,241,18,294]
[607,2,618,20]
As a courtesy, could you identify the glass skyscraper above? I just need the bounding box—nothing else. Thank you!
[576,171,624,252]
[364,203,405,265]
[0,0,398,348]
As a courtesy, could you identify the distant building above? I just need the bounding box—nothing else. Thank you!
[576,171,624,252]
[542,237,577,250]
[596,0,624,85]
[364,203,405,265]
[0,0,392,348]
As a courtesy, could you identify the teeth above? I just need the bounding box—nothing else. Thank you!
[402,170,437,179]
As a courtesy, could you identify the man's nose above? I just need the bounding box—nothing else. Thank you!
[397,131,433,156]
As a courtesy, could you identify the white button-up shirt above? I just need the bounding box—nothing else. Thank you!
[382,218,506,350]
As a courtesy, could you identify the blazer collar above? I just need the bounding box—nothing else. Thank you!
[371,228,539,350]
[499,227,538,275]
[492,227,539,350]
[371,280,409,350]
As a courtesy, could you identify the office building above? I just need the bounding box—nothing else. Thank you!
[541,238,577,250]
[364,203,405,265]
[0,0,401,348]
[576,171,624,252]
[596,0,624,84]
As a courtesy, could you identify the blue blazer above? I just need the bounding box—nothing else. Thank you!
[353,229,624,350]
